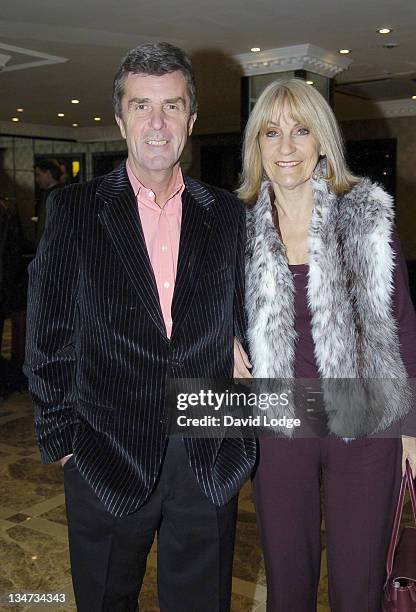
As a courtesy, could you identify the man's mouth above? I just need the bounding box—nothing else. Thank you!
[145,139,168,146]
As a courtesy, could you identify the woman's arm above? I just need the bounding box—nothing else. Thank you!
[391,231,416,475]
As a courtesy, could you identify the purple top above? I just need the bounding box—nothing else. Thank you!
[287,233,416,434]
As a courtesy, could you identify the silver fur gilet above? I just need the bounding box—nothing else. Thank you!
[245,173,412,437]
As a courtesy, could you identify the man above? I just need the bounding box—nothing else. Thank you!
[34,159,62,244]
[25,42,255,612]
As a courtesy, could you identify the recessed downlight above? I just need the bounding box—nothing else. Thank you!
[71,99,80,104]
[378,28,392,34]
[57,113,65,117]
[306,80,314,85]
[94,116,101,121]
[16,108,24,112]
[72,123,79,127]
[11,117,19,122]
[339,49,351,54]
[250,47,261,53]
[412,95,416,100]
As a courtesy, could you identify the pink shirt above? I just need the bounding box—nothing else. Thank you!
[126,161,183,338]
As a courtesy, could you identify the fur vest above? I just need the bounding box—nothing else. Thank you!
[245,174,411,437]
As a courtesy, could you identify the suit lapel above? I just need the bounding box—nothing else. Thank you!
[171,177,215,340]
[97,163,166,338]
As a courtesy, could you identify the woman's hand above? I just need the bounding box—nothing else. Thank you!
[233,338,252,378]
[401,436,416,478]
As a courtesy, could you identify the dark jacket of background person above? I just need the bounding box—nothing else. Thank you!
[0,198,27,396]
[24,163,256,518]
[36,182,62,246]
[34,159,63,245]
[0,198,24,310]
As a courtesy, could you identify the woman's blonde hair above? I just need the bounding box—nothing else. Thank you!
[236,78,358,202]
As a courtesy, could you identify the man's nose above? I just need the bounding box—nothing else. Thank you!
[149,107,165,130]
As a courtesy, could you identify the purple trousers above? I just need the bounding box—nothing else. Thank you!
[252,437,402,611]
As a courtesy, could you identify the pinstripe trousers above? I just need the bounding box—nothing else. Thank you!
[64,437,238,612]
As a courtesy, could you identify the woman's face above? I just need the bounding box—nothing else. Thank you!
[259,102,320,194]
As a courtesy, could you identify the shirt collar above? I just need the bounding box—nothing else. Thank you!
[126,160,184,203]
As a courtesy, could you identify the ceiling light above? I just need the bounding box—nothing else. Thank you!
[94,116,101,121]
[71,99,80,104]
[250,47,261,53]
[412,96,416,100]
[57,113,65,117]
[11,117,19,122]
[377,28,392,34]
[339,49,351,54]
[306,80,314,85]
[72,123,79,127]
[16,107,24,112]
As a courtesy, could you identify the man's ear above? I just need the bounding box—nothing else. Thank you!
[188,113,197,137]
[115,115,126,139]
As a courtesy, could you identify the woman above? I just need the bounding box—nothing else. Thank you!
[235,79,416,611]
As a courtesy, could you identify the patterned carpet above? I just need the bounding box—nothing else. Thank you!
[1,319,413,611]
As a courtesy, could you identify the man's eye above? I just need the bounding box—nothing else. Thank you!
[134,103,149,112]
[164,104,181,113]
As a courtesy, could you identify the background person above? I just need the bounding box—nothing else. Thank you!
[34,158,62,244]
[236,78,416,611]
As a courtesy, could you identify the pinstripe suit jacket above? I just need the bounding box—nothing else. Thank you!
[25,162,256,517]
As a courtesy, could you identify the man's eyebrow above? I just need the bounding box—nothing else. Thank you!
[163,97,186,105]
[127,96,186,106]
[127,97,151,106]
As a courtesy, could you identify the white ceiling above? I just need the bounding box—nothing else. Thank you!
[1,0,416,129]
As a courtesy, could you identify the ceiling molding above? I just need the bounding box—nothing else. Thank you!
[0,52,10,69]
[0,120,122,141]
[0,42,67,73]
[0,120,75,139]
[375,98,416,118]
[233,44,352,78]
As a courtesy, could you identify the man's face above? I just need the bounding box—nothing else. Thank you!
[115,70,196,183]
[35,167,53,190]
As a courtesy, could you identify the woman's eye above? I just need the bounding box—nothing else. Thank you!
[296,127,310,135]
[265,130,278,137]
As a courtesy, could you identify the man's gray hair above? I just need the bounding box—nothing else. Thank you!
[112,42,197,118]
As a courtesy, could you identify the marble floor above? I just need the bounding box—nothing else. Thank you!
[0,320,413,612]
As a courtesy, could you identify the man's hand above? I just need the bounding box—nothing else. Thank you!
[59,454,73,467]
[233,338,252,378]
[401,436,416,478]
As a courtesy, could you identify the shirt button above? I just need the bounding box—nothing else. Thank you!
[161,245,168,252]
[148,190,155,199]
[163,281,170,289]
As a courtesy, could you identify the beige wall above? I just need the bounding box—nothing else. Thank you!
[340,116,416,260]
[191,50,242,135]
